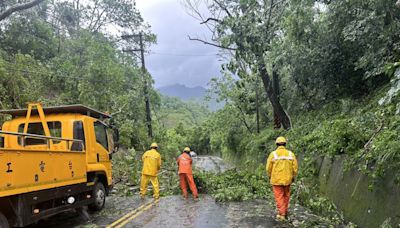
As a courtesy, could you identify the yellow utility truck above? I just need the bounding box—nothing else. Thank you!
[0,103,116,227]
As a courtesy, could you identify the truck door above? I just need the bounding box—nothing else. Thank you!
[93,121,112,182]
[93,121,110,162]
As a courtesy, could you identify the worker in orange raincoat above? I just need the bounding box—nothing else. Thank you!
[140,143,161,199]
[266,137,298,221]
[177,147,198,199]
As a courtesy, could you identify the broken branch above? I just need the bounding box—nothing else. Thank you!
[188,35,236,51]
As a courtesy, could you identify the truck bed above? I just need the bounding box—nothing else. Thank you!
[0,148,87,198]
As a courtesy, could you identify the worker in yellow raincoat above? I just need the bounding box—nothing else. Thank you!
[140,143,161,199]
[266,136,298,221]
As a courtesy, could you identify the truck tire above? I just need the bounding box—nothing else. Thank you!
[0,212,9,228]
[89,182,106,211]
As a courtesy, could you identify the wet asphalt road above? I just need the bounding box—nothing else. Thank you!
[28,195,282,228]
[28,194,331,228]
[27,156,333,228]
[115,195,280,228]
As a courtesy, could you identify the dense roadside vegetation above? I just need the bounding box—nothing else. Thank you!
[179,0,400,186]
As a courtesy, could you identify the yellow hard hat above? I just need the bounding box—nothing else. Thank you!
[275,137,287,144]
[183,147,191,152]
[150,142,158,148]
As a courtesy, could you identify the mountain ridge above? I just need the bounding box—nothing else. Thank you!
[157,84,206,101]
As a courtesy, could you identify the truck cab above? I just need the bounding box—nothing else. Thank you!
[0,103,116,227]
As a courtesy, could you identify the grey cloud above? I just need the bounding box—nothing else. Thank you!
[138,0,222,88]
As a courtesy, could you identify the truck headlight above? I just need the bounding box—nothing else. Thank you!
[67,196,75,204]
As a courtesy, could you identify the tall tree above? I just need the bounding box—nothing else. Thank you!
[185,0,292,129]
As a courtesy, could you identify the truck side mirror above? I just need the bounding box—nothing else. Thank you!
[112,128,119,153]
[107,128,119,155]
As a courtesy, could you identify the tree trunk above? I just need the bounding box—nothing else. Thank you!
[255,80,260,134]
[272,66,280,97]
[258,62,291,130]
[272,67,282,129]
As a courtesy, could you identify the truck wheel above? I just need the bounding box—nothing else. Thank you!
[89,182,106,211]
[0,212,9,228]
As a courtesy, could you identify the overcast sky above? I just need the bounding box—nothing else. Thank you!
[136,0,222,88]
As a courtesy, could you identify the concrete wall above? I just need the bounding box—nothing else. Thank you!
[316,155,400,227]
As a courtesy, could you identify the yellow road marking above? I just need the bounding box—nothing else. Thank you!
[114,199,159,228]
[107,203,149,228]
[107,199,160,228]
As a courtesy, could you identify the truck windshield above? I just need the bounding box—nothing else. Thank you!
[18,122,62,145]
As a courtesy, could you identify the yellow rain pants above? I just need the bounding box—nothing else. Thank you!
[140,174,160,199]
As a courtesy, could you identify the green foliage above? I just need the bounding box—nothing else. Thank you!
[193,169,272,202]
[380,217,394,228]
[384,61,400,78]
[0,17,57,60]
[0,51,51,109]
[112,148,139,196]
[292,118,370,156]
[189,0,400,114]
[338,0,400,79]
[193,83,400,191]
[157,159,181,196]
[185,125,211,155]
[352,115,400,184]
[286,96,400,186]
[293,182,344,225]
[380,67,400,114]
[157,128,187,158]
[156,95,210,129]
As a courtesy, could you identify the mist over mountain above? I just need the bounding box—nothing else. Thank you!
[157,84,224,111]
[157,84,206,101]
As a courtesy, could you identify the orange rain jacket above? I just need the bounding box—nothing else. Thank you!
[266,146,298,186]
[142,149,161,176]
[177,153,193,174]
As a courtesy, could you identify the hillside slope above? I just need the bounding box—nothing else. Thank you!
[157,95,210,129]
[158,84,206,101]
